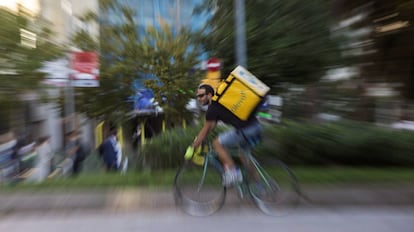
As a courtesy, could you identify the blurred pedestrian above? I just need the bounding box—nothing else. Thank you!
[72,130,88,175]
[65,130,86,176]
[29,136,54,182]
[98,127,120,172]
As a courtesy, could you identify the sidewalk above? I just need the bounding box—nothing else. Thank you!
[0,184,413,213]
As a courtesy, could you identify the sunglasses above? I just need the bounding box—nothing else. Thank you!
[196,93,206,98]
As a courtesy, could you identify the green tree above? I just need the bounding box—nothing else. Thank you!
[70,4,140,123]
[71,0,203,125]
[0,7,63,130]
[197,0,342,91]
[141,23,202,125]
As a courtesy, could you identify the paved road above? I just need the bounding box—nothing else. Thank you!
[0,206,413,232]
[1,184,413,213]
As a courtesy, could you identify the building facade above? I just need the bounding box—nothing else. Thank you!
[39,0,99,45]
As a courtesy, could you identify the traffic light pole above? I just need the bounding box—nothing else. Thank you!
[234,0,247,68]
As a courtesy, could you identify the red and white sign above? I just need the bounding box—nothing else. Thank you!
[69,52,99,87]
[206,57,221,72]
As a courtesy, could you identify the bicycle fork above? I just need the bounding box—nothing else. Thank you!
[197,154,225,193]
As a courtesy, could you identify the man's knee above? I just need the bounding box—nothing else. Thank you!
[212,138,221,149]
[214,138,229,152]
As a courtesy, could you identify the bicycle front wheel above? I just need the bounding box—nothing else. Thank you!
[247,157,301,216]
[173,158,226,216]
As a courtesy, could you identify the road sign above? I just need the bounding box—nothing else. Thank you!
[69,52,99,87]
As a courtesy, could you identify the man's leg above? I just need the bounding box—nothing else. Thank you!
[237,122,263,180]
[213,138,235,170]
[214,130,244,186]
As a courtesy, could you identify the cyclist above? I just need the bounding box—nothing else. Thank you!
[190,84,263,187]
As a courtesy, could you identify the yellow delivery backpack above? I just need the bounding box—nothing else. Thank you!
[212,66,270,120]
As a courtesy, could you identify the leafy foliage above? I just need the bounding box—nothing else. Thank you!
[138,123,225,170]
[0,8,62,95]
[196,0,343,90]
[137,120,414,169]
[70,4,139,123]
[141,23,203,124]
[138,125,200,170]
[71,0,203,124]
[0,8,63,129]
[256,120,414,167]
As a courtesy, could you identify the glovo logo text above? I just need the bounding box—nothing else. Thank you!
[230,90,246,113]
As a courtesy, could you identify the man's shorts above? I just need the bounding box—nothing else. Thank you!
[218,122,263,150]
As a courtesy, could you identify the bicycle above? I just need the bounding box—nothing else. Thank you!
[173,136,302,216]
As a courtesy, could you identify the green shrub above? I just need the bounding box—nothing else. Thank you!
[137,126,198,170]
[137,120,414,170]
[259,120,414,166]
[138,124,227,170]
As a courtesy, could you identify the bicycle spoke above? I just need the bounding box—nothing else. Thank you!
[173,156,226,216]
[247,156,301,216]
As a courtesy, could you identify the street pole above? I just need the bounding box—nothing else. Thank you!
[176,0,181,32]
[234,0,247,68]
[62,0,75,132]
[64,72,75,132]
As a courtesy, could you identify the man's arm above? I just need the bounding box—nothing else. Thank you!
[193,120,216,148]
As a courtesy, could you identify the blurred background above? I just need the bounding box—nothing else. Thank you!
[1,0,414,184]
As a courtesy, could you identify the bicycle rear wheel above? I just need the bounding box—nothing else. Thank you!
[247,157,301,216]
[173,157,226,216]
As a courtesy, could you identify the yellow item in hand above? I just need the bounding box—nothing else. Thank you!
[184,146,194,160]
[192,146,206,166]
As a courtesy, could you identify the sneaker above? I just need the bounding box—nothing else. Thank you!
[222,168,243,187]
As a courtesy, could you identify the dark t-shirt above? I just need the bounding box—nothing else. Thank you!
[206,101,258,129]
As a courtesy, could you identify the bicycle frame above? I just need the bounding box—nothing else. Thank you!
[246,153,274,188]
[175,138,301,216]
[197,142,224,192]
[198,140,271,194]
[221,141,296,194]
